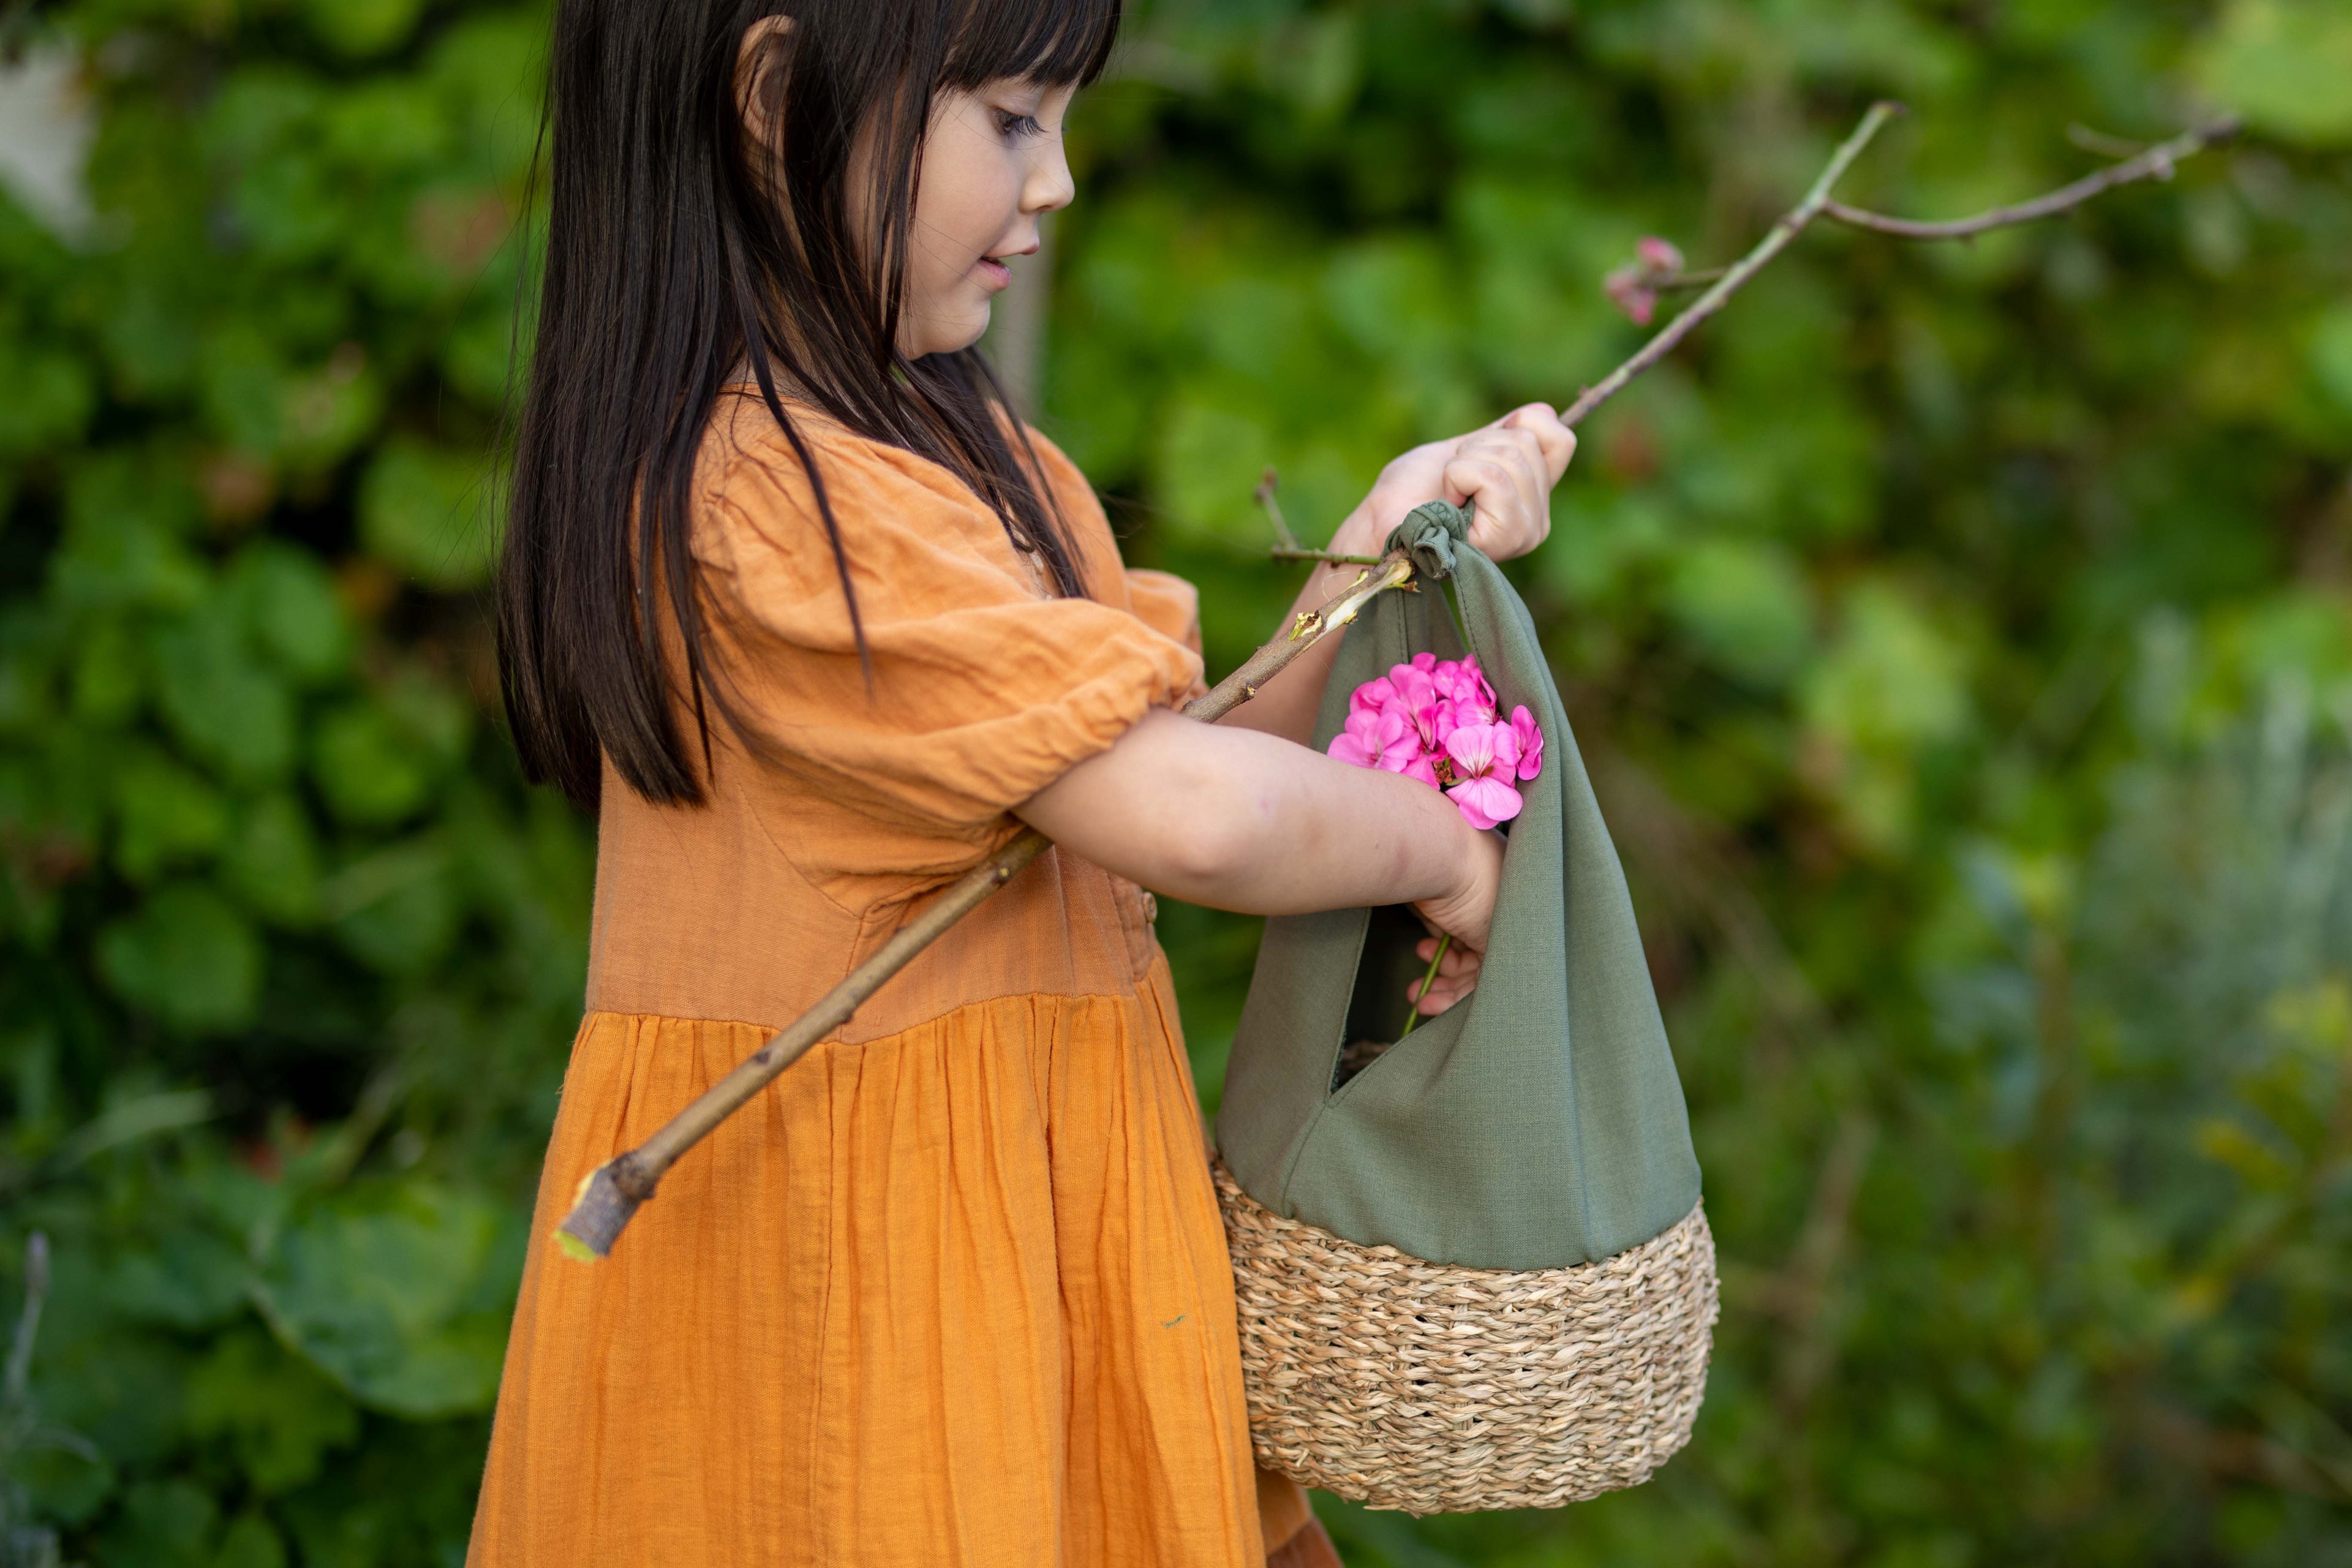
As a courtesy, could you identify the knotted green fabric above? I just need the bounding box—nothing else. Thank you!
[1214,518,1701,1272]
[1389,498,1471,578]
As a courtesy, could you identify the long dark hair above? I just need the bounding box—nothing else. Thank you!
[498,0,1121,809]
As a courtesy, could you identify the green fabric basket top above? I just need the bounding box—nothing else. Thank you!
[1214,505,1702,1273]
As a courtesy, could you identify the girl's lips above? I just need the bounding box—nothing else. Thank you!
[976,257,1011,290]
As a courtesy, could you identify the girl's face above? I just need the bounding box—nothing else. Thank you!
[895,78,1077,359]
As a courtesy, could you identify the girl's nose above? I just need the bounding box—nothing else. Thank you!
[1025,148,1076,216]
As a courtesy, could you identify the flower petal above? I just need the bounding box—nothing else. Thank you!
[1510,706,1544,780]
[1447,776,1523,830]
[1443,722,1496,778]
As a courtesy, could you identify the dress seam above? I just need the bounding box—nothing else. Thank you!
[576,972,1167,1044]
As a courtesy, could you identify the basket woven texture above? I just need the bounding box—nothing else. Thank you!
[1213,1158,1719,1514]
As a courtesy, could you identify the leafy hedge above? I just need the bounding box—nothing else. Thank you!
[2,0,2349,1564]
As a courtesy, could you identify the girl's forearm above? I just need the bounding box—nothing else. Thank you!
[1017,707,1473,914]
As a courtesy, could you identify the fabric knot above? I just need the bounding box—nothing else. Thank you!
[1386,500,1472,580]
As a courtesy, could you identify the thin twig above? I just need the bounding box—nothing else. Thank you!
[1254,468,1300,551]
[1822,118,2239,240]
[6,1234,47,1406]
[1559,100,1905,428]
[557,549,1421,1257]
[1653,265,1730,291]
[1270,548,1384,565]
[1261,105,2234,557]
[2067,123,2151,160]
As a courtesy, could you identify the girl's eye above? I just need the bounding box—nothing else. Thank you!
[993,110,1044,141]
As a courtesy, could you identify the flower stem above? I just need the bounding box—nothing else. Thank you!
[1399,934,1451,1040]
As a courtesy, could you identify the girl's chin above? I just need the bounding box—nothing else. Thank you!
[902,301,992,359]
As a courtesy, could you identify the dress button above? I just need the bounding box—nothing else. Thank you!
[1142,892,1158,924]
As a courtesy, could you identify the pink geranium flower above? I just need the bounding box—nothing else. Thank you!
[1508,704,1544,782]
[1349,674,1398,716]
[1434,655,1498,725]
[1443,721,1525,830]
[1332,660,1536,832]
[1328,705,1418,773]
[1380,664,1452,756]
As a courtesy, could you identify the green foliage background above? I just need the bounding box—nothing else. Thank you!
[1,0,2349,1562]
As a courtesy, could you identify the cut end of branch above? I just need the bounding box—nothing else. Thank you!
[555,1159,651,1262]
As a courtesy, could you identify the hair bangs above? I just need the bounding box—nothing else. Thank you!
[943,0,1121,91]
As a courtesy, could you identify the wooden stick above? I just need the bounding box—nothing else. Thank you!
[556,548,1419,1258]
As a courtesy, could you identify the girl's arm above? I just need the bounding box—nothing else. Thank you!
[1018,708,1499,1013]
[1221,404,1576,747]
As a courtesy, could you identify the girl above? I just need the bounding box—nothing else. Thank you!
[475,1,1575,1564]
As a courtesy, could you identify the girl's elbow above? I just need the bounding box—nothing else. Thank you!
[1161,813,1255,889]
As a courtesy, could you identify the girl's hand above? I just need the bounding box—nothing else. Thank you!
[1408,934,1483,1017]
[1329,403,1577,565]
[1406,822,1503,1015]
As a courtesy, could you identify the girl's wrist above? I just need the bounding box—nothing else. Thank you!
[1325,506,1386,561]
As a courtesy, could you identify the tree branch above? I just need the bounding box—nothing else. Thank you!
[1559,101,1905,428]
[1555,107,2239,434]
[1254,467,1301,552]
[1822,118,2239,240]
[556,549,1419,1259]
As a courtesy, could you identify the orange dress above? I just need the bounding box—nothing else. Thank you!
[468,393,1318,1567]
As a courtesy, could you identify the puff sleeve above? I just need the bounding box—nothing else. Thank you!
[691,423,1204,847]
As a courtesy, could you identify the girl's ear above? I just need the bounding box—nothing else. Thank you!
[735,15,794,153]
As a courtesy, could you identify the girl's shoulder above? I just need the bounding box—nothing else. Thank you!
[696,386,1096,524]
[690,385,1115,590]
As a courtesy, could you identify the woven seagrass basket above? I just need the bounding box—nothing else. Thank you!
[1213,507,1718,1513]
[1213,1161,1717,1513]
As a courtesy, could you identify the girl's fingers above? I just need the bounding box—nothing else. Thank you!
[1447,447,1550,560]
[1414,973,1477,1014]
[1495,402,1577,483]
[1409,938,1483,1014]
[1415,935,1482,970]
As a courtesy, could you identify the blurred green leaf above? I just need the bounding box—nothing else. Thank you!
[300,0,428,60]
[222,794,322,928]
[253,1183,520,1419]
[95,885,264,1035]
[183,1329,360,1494]
[358,441,498,590]
[111,750,232,883]
[310,705,436,826]
[1662,538,1815,687]
[228,546,352,689]
[2309,302,2352,419]
[96,1479,217,1568]
[152,610,296,788]
[2196,0,2352,146]
[324,839,458,975]
[102,1229,251,1333]
[213,1513,290,1568]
